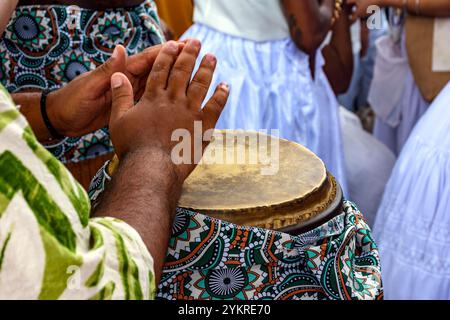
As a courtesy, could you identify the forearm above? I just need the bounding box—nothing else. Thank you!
[93,148,183,283]
[281,0,335,54]
[12,92,54,142]
[381,0,450,16]
[0,0,18,34]
[322,12,353,94]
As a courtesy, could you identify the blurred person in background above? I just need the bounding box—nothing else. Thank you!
[321,3,396,226]
[338,13,388,121]
[350,0,450,155]
[180,0,349,194]
[352,0,450,299]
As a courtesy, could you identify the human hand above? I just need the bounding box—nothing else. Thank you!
[109,40,229,182]
[46,43,178,138]
[45,45,127,137]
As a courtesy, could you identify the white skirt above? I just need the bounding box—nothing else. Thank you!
[374,81,450,299]
[339,107,396,227]
[182,23,348,193]
[369,34,429,155]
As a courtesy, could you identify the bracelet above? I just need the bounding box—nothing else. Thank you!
[40,90,64,140]
[331,0,344,26]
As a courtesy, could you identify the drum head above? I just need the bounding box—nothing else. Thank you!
[179,130,339,232]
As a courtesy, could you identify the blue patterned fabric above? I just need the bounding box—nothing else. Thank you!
[89,161,383,300]
[0,0,164,163]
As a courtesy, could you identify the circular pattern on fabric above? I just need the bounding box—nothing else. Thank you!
[5,8,58,57]
[172,211,189,237]
[155,201,383,300]
[65,60,88,80]
[86,13,136,53]
[13,15,39,41]
[205,268,248,299]
[102,24,123,38]
[74,135,112,159]
[53,52,92,82]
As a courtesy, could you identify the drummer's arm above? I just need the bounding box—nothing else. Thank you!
[93,148,182,284]
[281,0,335,55]
[92,41,229,283]
[0,0,18,34]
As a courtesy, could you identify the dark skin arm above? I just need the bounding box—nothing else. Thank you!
[93,40,229,283]
[281,0,335,55]
[94,147,182,285]
[12,92,55,142]
[322,4,354,94]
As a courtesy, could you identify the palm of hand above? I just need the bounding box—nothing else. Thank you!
[109,40,230,182]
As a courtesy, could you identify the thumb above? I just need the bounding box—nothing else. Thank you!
[110,72,134,124]
[92,45,128,83]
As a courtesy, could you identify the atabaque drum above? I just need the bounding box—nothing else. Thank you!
[177,130,343,235]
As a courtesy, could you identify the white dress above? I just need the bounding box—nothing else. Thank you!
[368,13,429,155]
[373,81,450,299]
[182,0,348,193]
[339,107,396,227]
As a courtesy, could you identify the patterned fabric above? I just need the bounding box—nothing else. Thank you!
[0,84,155,300]
[89,162,383,300]
[0,1,164,163]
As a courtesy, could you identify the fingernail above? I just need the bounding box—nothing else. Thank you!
[111,46,119,59]
[205,53,216,65]
[187,39,200,49]
[219,82,229,92]
[164,41,179,54]
[111,74,123,89]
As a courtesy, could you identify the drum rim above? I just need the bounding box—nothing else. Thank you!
[180,173,341,233]
[278,178,343,235]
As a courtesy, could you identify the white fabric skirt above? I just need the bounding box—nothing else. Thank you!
[182,23,348,192]
[369,34,429,155]
[373,81,450,299]
[339,107,396,227]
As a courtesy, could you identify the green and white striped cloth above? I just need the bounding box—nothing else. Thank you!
[0,85,155,300]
